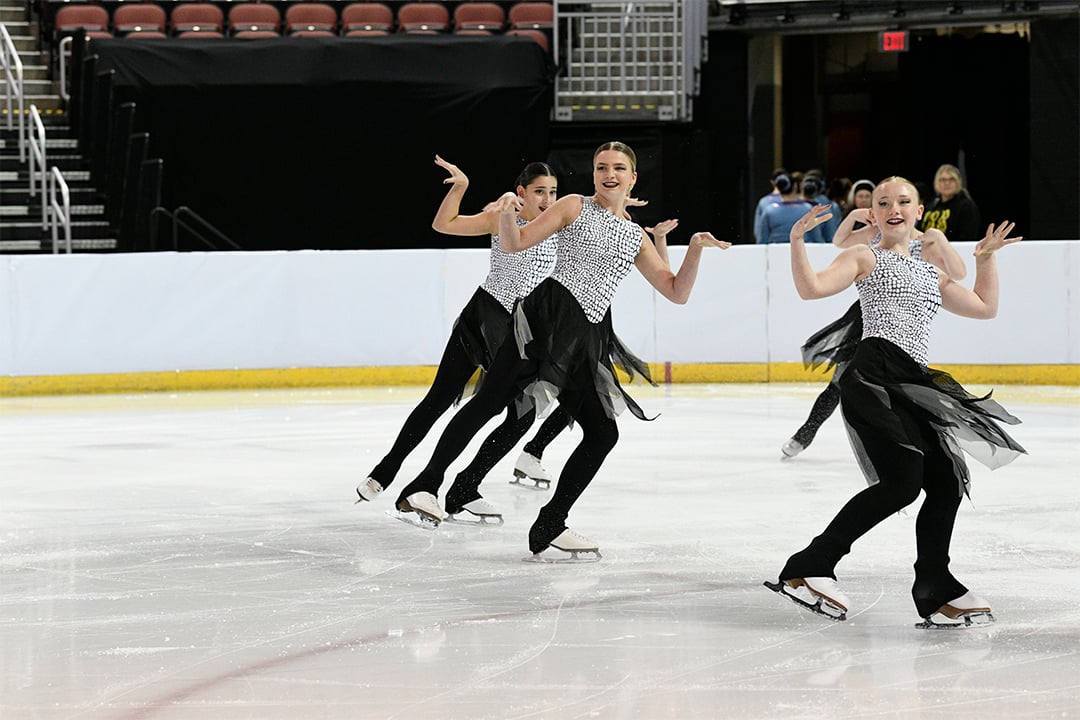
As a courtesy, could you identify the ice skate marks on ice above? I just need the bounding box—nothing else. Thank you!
[510,452,551,490]
[444,498,504,527]
[523,529,601,564]
[387,492,445,530]
[764,578,848,621]
[916,592,994,629]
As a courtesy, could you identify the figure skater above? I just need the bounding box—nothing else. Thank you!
[781,196,968,459]
[766,177,1025,627]
[356,156,567,523]
[392,141,731,561]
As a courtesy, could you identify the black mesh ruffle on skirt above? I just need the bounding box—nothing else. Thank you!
[839,337,1026,497]
[511,278,655,422]
[801,299,863,375]
[452,287,512,403]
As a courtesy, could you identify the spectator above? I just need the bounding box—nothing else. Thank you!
[846,178,875,217]
[802,171,841,243]
[757,173,823,244]
[753,167,788,242]
[919,164,981,241]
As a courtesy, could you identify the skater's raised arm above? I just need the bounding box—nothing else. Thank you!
[940,221,1022,319]
[431,155,499,237]
[498,193,581,253]
[832,208,876,249]
[790,205,869,299]
[635,230,731,304]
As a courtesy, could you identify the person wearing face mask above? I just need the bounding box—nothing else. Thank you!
[919,164,981,241]
[767,177,1025,628]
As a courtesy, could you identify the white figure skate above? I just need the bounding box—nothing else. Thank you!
[916,591,994,629]
[355,477,384,503]
[765,576,849,621]
[386,492,446,530]
[445,498,504,526]
[511,451,552,490]
[780,438,805,460]
[523,529,602,563]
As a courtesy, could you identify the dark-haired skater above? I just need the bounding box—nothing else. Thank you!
[767,177,1025,627]
[392,141,731,561]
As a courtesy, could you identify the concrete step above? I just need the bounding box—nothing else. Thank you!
[0,238,119,253]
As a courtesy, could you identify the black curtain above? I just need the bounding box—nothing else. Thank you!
[90,36,554,251]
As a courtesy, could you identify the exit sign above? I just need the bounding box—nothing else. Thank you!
[878,30,909,52]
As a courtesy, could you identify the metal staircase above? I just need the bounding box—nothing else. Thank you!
[1,0,114,252]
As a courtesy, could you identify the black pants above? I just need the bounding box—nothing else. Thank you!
[792,381,841,447]
[780,374,967,618]
[397,333,619,553]
[445,405,571,514]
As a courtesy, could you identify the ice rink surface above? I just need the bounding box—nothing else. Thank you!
[1,383,1078,719]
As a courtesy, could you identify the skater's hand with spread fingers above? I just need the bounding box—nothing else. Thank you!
[435,155,468,187]
[625,196,649,209]
[493,193,523,216]
[790,204,834,243]
[645,218,679,239]
[482,192,519,214]
[690,231,731,249]
[973,221,1022,257]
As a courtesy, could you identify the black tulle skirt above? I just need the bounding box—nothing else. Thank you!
[511,278,655,422]
[801,300,863,378]
[453,288,512,403]
[839,337,1026,497]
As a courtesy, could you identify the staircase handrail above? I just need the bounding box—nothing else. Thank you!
[173,206,241,251]
[1,23,26,162]
[28,104,47,229]
[58,35,72,103]
[47,166,72,254]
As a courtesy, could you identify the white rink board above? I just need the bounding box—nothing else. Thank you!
[0,240,1075,376]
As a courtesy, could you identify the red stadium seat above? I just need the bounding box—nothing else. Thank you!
[228,4,281,37]
[453,2,505,34]
[171,3,225,38]
[54,5,112,40]
[397,2,449,34]
[508,2,553,31]
[112,4,167,38]
[285,3,338,37]
[506,28,549,53]
[340,3,394,36]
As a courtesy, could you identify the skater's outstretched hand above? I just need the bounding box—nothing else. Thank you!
[790,204,834,243]
[973,221,1022,257]
[690,231,732,249]
[435,155,468,187]
[482,192,519,214]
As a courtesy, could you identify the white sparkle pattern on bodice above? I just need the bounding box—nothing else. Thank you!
[550,196,642,323]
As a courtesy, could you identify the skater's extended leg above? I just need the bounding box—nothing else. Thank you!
[529,386,618,554]
[396,341,534,508]
[445,404,537,514]
[783,382,841,457]
[366,333,479,491]
[780,432,923,581]
[514,405,572,488]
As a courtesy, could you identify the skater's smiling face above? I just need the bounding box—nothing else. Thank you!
[869,179,924,241]
[592,143,637,201]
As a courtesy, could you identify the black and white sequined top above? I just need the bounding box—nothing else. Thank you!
[481,216,558,312]
[550,196,643,323]
[856,244,940,367]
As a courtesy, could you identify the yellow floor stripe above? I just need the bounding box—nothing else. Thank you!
[2,363,1078,397]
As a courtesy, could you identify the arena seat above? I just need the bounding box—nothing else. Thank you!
[396,2,450,34]
[285,3,338,37]
[340,3,394,36]
[112,4,167,39]
[228,4,282,37]
[171,3,225,38]
[508,2,553,31]
[507,28,549,52]
[453,3,505,34]
[54,5,113,41]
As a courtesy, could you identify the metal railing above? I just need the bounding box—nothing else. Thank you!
[553,1,708,122]
[58,35,72,103]
[27,103,46,228]
[47,166,72,254]
[150,206,241,252]
[1,23,26,162]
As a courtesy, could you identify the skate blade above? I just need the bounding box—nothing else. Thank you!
[444,512,504,527]
[510,471,550,491]
[522,548,602,564]
[915,611,994,629]
[384,508,440,530]
[764,580,847,622]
